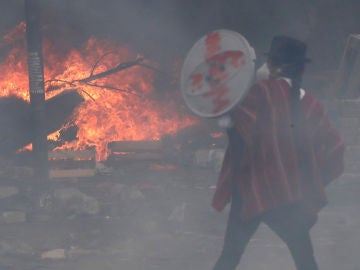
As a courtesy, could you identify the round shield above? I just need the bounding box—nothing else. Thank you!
[180,29,256,118]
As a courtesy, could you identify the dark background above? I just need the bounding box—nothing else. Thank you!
[0,0,359,95]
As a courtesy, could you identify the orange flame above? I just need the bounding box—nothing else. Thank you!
[1,23,197,160]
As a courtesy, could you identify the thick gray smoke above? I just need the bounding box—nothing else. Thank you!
[2,0,359,80]
[0,1,359,269]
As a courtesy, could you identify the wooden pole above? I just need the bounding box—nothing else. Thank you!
[25,0,49,180]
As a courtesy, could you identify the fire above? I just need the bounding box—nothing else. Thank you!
[211,132,225,139]
[1,23,197,160]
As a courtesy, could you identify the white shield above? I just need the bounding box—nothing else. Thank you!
[181,29,256,118]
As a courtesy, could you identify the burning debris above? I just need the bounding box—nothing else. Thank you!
[48,148,96,178]
[0,22,197,165]
[0,90,84,156]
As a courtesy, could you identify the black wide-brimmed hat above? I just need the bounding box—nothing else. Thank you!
[265,35,311,65]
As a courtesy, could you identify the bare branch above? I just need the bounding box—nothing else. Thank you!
[79,57,145,83]
[45,79,76,92]
[79,89,96,102]
[45,57,147,96]
[89,51,116,77]
[84,82,142,97]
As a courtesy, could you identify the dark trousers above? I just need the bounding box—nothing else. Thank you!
[213,192,319,270]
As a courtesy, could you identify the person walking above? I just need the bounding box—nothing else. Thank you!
[212,35,345,270]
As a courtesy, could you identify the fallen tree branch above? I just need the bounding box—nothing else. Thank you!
[45,57,145,94]
[79,57,145,83]
[85,83,142,97]
[89,51,116,77]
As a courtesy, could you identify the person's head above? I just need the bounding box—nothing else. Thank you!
[265,35,310,79]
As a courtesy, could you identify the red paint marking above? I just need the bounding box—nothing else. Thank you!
[205,31,221,59]
[202,31,246,115]
[203,86,230,114]
[191,73,203,92]
[202,51,245,114]
[206,51,244,81]
[207,51,244,69]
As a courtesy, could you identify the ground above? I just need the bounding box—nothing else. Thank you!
[0,162,359,270]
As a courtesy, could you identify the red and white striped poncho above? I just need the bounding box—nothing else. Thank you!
[212,78,345,221]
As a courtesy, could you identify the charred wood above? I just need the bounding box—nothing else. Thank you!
[0,90,84,157]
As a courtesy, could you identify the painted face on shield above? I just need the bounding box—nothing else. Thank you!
[189,51,245,95]
[188,51,245,114]
[205,51,245,87]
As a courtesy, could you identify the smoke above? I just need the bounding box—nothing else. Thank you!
[2,0,359,85]
[0,1,359,269]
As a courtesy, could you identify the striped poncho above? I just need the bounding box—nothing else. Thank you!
[212,78,345,221]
